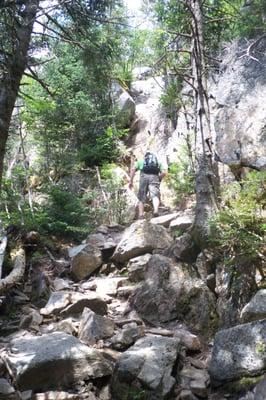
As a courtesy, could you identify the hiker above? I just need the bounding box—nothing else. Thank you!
[129,151,167,219]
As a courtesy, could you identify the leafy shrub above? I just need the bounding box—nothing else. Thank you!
[166,155,195,205]
[209,171,266,264]
[160,82,182,110]
[78,126,127,167]
[43,186,90,239]
[98,163,128,225]
[114,62,133,89]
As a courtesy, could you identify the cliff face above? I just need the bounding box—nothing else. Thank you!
[129,37,266,176]
[211,37,266,171]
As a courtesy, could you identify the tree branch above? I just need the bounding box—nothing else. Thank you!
[24,68,54,97]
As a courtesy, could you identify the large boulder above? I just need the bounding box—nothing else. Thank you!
[169,213,194,232]
[78,308,115,345]
[168,232,201,263]
[209,319,266,385]
[86,225,124,253]
[129,254,217,335]
[127,253,152,282]
[111,81,135,128]
[69,244,102,281]
[111,336,181,399]
[112,221,173,263]
[240,289,266,323]
[3,332,113,391]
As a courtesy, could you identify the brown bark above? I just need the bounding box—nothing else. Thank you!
[0,1,39,184]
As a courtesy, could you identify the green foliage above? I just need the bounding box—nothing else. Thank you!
[21,3,128,174]
[160,81,182,109]
[99,163,128,225]
[209,171,266,264]
[114,61,134,89]
[43,186,90,238]
[78,127,127,167]
[234,0,266,38]
[166,147,195,205]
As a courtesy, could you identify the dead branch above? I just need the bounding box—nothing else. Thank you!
[115,318,144,327]
[145,328,174,337]
[0,248,26,294]
[95,166,109,204]
[239,34,266,63]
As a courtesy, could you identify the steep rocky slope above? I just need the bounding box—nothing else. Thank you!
[0,38,265,400]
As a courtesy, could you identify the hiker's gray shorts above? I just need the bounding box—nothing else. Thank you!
[138,173,160,202]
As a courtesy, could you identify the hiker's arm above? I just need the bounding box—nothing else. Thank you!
[129,166,137,189]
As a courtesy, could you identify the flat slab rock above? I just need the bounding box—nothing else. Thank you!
[111,335,181,399]
[209,319,266,384]
[40,291,107,317]
[3,332,113,391]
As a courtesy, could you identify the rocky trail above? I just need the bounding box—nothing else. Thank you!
[0,210,265,400]
[1,39,266,400]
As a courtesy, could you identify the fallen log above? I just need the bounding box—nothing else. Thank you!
[0,248,26,294]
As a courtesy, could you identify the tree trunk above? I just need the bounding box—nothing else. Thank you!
[187,0,219,248]
[0,1,39,184]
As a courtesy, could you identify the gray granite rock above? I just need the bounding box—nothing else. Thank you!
[209,319,266,384]
[112,220,173,263]
[69,244,102,281]
[111,336,181,399]
[3,332,113,391]
[241,289,266,323]
[78,308,115,345]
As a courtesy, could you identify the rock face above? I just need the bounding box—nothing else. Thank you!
[129,254,217,334]
[211,39,266,171]
[112,220,173,263]
[69,244,102,281]
[111,336,181,399]
[209,319,266,384]
[4,332,113,391]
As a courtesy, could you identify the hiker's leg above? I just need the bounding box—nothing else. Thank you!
[152,196,160,215]
[138,201,144,218]
[137,173,148,218]
[148,175,160,216]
